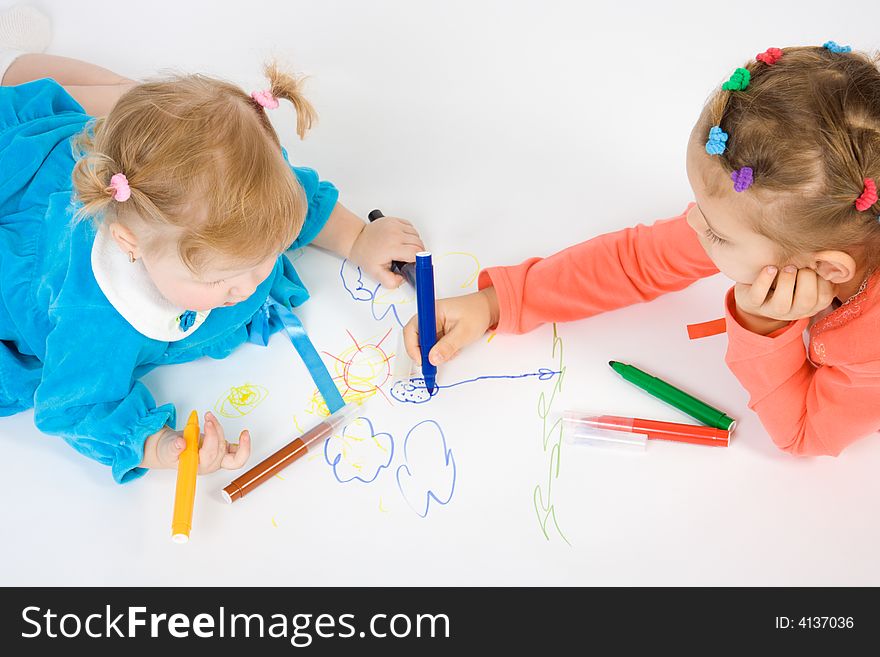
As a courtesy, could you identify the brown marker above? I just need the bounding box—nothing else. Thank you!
[222,404,358,503]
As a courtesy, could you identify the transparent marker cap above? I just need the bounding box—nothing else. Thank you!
[562,411,648,452]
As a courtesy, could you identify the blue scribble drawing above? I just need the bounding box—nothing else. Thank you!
[390,368,561,404]
[324,416,394,484]
[395,420,456,518]
[340,253,481,330]
[340,259,409,327]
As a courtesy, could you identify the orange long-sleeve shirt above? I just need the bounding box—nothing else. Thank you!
[478,204,880,456]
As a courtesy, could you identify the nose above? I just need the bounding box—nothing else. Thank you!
[229,284,256,300]
[229,273,262,300]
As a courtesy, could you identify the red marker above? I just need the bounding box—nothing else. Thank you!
[565,413,729,448]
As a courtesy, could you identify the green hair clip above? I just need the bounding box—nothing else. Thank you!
[722,67,751,91]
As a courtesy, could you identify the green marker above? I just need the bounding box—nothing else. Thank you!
[608,361,737,432]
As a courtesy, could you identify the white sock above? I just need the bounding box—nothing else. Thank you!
[0,5,51,52]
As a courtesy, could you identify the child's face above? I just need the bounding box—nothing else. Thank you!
[141,249,278,312]
[685,137,791,284]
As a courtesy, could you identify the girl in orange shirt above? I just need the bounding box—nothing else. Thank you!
[404,43,880,457]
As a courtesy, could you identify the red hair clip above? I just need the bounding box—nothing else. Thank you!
[855,178,878,212]
[756,47,783,65]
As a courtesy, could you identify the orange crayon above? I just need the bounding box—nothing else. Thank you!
[171,411,200,543]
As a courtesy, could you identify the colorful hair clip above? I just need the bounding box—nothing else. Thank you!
[823,41,851,53]
[250,89,279,109]
[108,173,131,202]
[705,126,729,155]
[722,67,751,91]
[731,167,753,192]
[855,178,877,211]
[756,48,782,65]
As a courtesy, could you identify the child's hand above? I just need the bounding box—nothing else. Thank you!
[733,265,836,335]
[403,287,500,365]
[348,216,425,288]
[141,411,251,474]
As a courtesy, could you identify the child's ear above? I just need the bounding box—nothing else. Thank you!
[108,222,140,258]
[812,250,857,284]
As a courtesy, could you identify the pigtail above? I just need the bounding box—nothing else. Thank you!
[70,119,121,222]
[264,61,317,140]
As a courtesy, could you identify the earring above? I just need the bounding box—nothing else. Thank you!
[128,251,135,263]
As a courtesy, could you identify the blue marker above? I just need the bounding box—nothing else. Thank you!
[415,251,438,393]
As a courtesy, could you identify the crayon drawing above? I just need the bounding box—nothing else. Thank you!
[396,420,457,518]
[340,251,482,328]
[305,329,396,416]
[533,324,571,546]
[389,368,561,404]
[321,415,455,519]
[323,416,394,484]
[214,383,269,418]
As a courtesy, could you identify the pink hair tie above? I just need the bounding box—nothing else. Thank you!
[756,47,783,65]
[250,89,279,109]
[108,173,131,202]
[855,178,878,212]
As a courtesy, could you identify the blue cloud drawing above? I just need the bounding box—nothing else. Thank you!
[339,259,409,327]
[395,420,456,518]
[324,416,394,484]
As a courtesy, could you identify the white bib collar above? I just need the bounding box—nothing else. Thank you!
[91,227,210,341]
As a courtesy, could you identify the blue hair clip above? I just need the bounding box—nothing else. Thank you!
[823,41,852,53]
[705,126,729,155]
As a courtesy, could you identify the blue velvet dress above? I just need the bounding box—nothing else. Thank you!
[0,78,338,482]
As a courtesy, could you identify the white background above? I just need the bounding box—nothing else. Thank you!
[1,0,879,585]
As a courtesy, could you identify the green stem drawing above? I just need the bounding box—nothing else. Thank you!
[533,323,571,546]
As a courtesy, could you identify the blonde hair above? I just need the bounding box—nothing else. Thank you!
[71,62,318,272]
[695,46,880,270]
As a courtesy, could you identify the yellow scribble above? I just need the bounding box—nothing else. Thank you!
[214,383,269,418]
[275,473,285,481]
[379,498,389,513]
[271,516,279,528]
[437,251,482,288]
[374,287,415,308]
[487,332,496,343]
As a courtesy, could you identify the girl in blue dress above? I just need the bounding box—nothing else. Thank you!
[0,48,424,483]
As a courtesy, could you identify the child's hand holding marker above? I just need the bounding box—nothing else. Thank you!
[140,412,251,475]
[733,265,836,335]
[348,214,425,289]
[403,287,499,365]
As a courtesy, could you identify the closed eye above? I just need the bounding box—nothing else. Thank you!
[704,228,728,246]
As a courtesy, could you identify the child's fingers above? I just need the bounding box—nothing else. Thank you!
[768,265,797,315]
[791,268,818,315]
[402,316,423,362]
[392,244,425,263]
[221,430,251,470]
[400,241,426,256]
[748,266,778,307]
[159,434,186,467]
[199,413,224,465]
[815,277,837,311]
[376,268,404,289]
[429,322,464,365]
